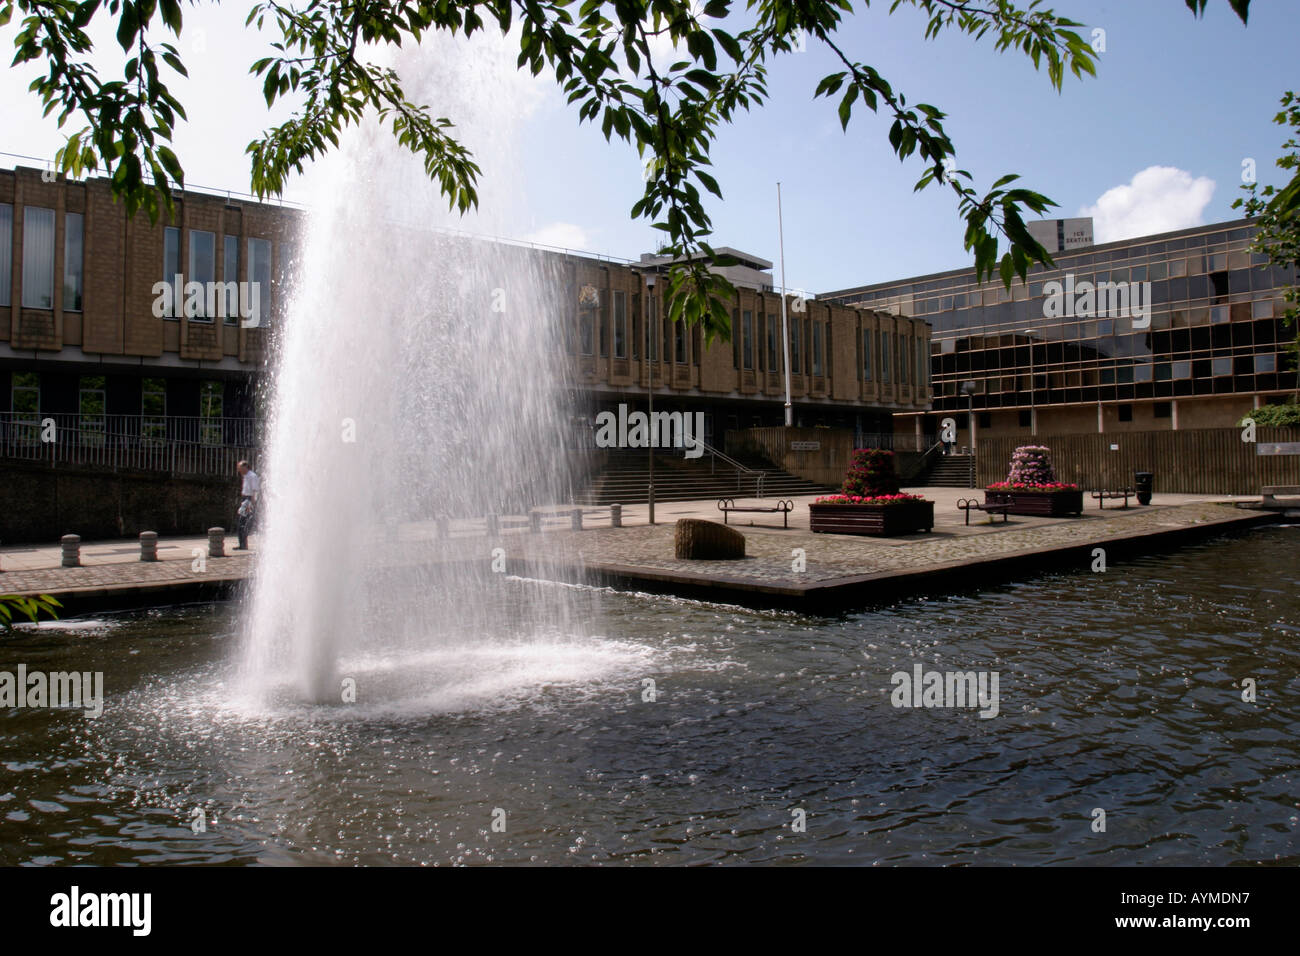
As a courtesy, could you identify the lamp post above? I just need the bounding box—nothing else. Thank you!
[961,380,977,488]
[645,272,656,526]
[1024,328,1036,437]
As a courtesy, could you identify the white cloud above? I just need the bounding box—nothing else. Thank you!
[1080,166,1216,243]
[524,222,592,251]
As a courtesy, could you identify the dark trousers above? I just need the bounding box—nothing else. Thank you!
[237,497,254,548]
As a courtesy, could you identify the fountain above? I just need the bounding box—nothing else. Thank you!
[237,31,588,707]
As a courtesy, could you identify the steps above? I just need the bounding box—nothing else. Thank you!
[576,450,834,506]
[917,454,976,488]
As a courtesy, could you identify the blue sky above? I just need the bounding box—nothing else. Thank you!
[1,1,1294,294]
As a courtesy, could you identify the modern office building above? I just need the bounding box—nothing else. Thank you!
[821,218,1296,444]
[0,164,931,468]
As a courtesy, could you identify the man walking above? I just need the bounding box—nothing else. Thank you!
[236,460,260,550]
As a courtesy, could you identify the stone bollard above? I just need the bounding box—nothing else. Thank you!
[208,527,225,558]
[528,510,542,534]
[61,534,81,568]
[485,514,499,537]
[571,508,583,531]
[610,503,622,528]
[139,531,159,562]
[436,516,449,538]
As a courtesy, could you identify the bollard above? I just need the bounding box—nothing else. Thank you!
[570,508,583,531]
[528,510,542,534]
[436,516,449,538]
[61,534,80,568]
[485,514,499,537]
[139,531,158,562]
[208,527,225,558]
[610,503,622,528]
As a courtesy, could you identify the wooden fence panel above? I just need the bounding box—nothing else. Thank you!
[976,428,1300,495]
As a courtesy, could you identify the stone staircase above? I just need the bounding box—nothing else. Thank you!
[916,453,976,488]
[576,449,833,506]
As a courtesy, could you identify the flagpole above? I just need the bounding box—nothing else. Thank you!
[777,182,793,427]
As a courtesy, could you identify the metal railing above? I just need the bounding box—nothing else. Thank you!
[682,436,767,498]
[0,412,262,477]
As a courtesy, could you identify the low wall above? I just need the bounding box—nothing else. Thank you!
[0,460,238,544]
[730,427,928,487]
[976,427,1300,495]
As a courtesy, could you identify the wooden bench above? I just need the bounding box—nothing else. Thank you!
[1090,488,1135,509]
[1261,485,1300,504]
[956,498,1013,525]
[717,498,795,528]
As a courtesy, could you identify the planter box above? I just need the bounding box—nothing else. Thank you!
[809,500,934,536]
[985,488,1084,517]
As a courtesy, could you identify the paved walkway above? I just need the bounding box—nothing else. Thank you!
[0,489,1268,607]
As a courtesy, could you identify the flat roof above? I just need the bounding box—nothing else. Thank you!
[820,217,1256,300]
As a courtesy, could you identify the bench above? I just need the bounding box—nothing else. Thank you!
[1090,488,1135,509]
[956,498,1013,525]
[717,498,795,528]
[1262,485,1300,504]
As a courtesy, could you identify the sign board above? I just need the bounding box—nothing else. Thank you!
[790,441,820,451]
[1256,442,1300,456]
[1109,443,1119,451]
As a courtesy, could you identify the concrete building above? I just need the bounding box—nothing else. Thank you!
[0,164,931,465]
[821,218,1296,446]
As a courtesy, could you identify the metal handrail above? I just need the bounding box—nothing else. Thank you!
[686,437,767,498]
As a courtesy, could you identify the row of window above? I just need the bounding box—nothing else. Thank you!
[0,204,282,323]
[0,205,82,310]
[160,227,278,323]
[9,373,227,443]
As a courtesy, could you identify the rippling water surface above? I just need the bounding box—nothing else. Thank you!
[2,527,1297,865]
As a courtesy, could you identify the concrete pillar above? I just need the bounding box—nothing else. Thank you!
[139,531,158,562]
[61,534,80,568]
[485,514,499,537]
[528,510,542,534]
[436,517,449,538]
[571,508,583,531]
[208,527,225,558]
[1254,394,1262,409]
[1171,399,1179,431]
[610,503,622,528]
[1097,402,1104,434]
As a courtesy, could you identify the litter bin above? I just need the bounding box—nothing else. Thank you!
[1134,471,1153,506]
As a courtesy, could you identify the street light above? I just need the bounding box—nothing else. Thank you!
[645,271,656,526]
[961,380,977,489]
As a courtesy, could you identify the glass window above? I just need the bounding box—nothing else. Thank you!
[613,291,627,359]
[811,320,822,376]
[63,212,83,311]
[579,305,594,355]
[142,377,167,443]
[223,235,240,323]
[742,310,753,370]
[1169,259,1187,278]
[880,330,891,383]
[675,319,686,364]
[200,381,223,445]
[1212,356,1232,376]
[79,374,106,447]
[790,320,801,374]
[1255,353,1276,373]
[0,203,11,304]
[1251,299,1274,319]
[765,313,777,370]
[862,327,872,381]
[188,230,215,320]
[162,226,181,319]
[247,237,272,327]
[22,206,56,309]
